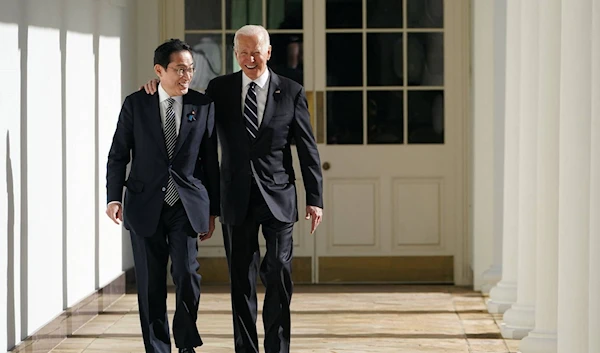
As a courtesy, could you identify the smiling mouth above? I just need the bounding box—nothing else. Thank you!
[245,65,257,69]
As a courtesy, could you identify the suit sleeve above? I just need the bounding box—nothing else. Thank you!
[198,101,221,216]
[292,87,324,209]
[106,96,134,204]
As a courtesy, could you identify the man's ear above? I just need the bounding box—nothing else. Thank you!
[154,64,164,78]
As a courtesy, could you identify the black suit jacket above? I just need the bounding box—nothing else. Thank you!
[106,89,220,236]
[206,69,323,226]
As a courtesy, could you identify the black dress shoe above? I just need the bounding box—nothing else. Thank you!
[179,348,195,353]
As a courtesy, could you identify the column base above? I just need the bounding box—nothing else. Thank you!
[501,303,535,339]
[519,330,557,353]
[487,280,517,313]
[481,264,502,295]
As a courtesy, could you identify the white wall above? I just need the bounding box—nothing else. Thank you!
[0,0,144,349]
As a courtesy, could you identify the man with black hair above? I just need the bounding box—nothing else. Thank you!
[106,38,220,353]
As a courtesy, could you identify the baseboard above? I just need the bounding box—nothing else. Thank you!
[318,256,454,283]
[198,256,312,284]
[9,268,134,353]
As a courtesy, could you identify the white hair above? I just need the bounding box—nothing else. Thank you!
[233,25,271,53]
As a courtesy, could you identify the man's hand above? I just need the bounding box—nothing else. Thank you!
[141,79,159,94]
[106,203,123,225]
[199,215,217,241]
[305,206,323,234]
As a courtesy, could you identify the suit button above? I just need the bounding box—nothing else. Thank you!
[162,187,166,192]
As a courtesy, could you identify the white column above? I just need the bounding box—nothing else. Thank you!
[501,0,539,339]
[472,0,499,294]
[588,1,600,352]
[519,0,561,351]
[487,0,520,314]
[557,0,592,352]
[482,0,507,295]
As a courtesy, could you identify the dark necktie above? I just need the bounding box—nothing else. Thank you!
[244,82,259,139]
[164,98,179,206]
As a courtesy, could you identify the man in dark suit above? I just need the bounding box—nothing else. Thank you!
[144,25,323,353]
[106,39,219,353]
[208,25,323,353]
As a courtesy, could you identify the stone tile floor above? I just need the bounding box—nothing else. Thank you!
[18,285,520,352]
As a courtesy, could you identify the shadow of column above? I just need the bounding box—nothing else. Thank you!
[6,131,15,349]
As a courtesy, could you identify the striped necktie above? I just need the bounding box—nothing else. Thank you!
[164,97,179,206]
[244,82,259,139]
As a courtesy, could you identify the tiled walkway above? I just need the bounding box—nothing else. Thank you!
[44,285,518,352]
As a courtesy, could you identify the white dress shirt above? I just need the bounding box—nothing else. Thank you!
[158,83,183,135]
[242,69,270,127]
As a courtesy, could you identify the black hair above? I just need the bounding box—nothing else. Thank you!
[153,38,192,69]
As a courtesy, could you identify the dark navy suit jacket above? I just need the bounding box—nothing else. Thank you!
[106,89,220,236]
[206,69,322,226]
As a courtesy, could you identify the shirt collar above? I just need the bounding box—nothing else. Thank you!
[158,83,183,106]
[242,69,270,90]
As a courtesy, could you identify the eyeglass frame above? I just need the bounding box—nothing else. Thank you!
[167,65,196,77]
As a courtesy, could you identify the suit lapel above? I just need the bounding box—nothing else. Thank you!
[148,94,169,160]
[173,94,194,158]
[233,72,243,125]
[231,72,252,143]
[256,69,281,141]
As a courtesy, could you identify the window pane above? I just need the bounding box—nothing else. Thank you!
[367,91,403,144]
[326,0,362,29]
[327,33,363,87]
[268,0,303,29]
[408,90,444,144]
[407,0,444,28]
[186,0,222,30]
[327,91,363,144]
[367,0,403,28]
[226,0,262,30]
[407,33,444,86]
[367,33,403,86]
[185,34,223,91]
[270,34,304,85]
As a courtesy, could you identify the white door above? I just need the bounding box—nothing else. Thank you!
[166,0,470,285]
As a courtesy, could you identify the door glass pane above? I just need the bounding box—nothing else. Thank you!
[408,90,444,143]
[326,0,362,29]
[367,33,403,86]
[407,0,444,28]
[267,0,303,29]
[225,34,239,74]
[407,33,444,86]
[226,0,262,30]
[367,0,403,28]
[270,34,304,85]
[326,33,362,87]
[327,91,363,144]
[185,34,223,90]
[367,91,403,144]
[186,0,222,30]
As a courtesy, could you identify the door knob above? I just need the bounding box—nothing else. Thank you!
[322,162,330,170]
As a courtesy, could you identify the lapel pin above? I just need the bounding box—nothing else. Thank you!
[187,110,196,122]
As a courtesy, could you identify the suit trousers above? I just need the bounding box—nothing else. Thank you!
[223,181,295,353]
[130,200,203,353]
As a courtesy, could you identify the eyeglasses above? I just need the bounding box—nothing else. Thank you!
[169,66,195,77]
